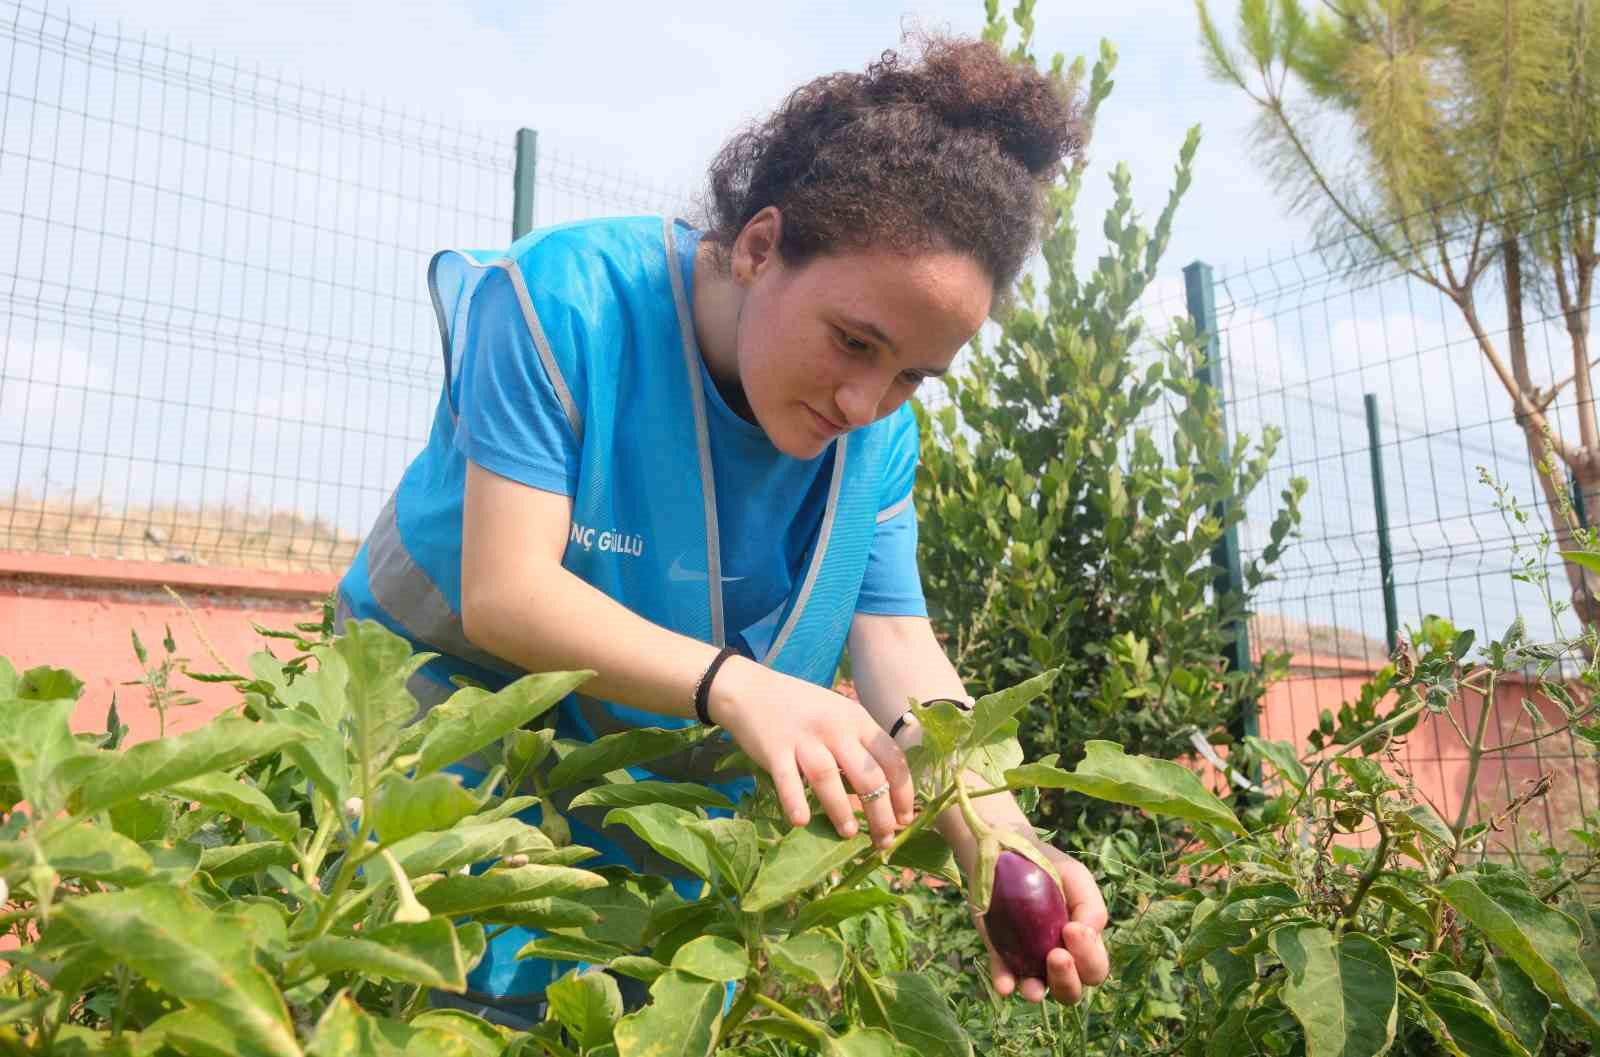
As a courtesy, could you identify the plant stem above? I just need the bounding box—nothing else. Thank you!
[1340,812,1390,929]
[832,783,962,893]
[1452,671,1498,840]
[749,992,824,1040]
[714,986,757,1048]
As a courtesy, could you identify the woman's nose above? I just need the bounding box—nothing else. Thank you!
[836,376,889,427]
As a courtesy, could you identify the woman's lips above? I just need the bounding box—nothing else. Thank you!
[806,405,846,436]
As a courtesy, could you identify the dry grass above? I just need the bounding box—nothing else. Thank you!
[1,492,360,573]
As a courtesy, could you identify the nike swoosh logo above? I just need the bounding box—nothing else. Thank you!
[668,554,745,584]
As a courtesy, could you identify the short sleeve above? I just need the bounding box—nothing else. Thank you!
[855,408,926,617]
[452,264,582,496]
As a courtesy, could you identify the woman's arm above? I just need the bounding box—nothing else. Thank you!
[847,612,1111,1004]
[459,462,914,848]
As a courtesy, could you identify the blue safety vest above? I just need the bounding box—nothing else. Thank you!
[337,215,906,1001]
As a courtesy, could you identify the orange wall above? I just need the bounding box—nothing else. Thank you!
[0,551,333,744]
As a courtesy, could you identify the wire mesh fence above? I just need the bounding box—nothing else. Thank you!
[1209,171,1600,859]
[0,0,690,572]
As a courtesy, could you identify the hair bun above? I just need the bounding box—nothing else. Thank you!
[867,36,1084,177]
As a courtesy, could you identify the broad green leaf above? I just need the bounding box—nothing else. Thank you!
[17,666,84,702]
[60,887,300,1057]
[144,840,202,886]
[199,841,297,881]
[745,818,872,912]
[388,817,554,878]
[1559,550,1600,576]
[966,729,1024,789]
[475,898,600,931]
[739,1017,826,1046]
[416,864,606,916]
[569,781,734,813]
[768,931,845,990]
[850,971,970,1057]
[69,718,308,816]
[0,995,54,1030]
[686,816,759,895]
[1182,883,1301,964]
[108,797,173,843]
[217,899,290,962]
[1270,925,1397,1057]
[371,772,481,844]
[790,889,904,934]
[911,699,974,758]
[613,970,724,1057]
[516,934,630,965]
[548,968,624,1051]
[1441,873,1600,1030]
[0,698,82,814]
[1487,955,1548,1056]
[1244,736,1307,791]
[546,725,712,792]
[1206,1006,1253,1057]
[601,803,714,883]
[823,1026,913,1057]
[264,708,349,806]
[671,935,748,982]
[550,869,679,950]
[146,1006,279,1057]
[303,918,469,991]
[967,671,1057,748]
[885,829,960,886]
[609,956,668,984]
[0,657,17,698]
[1005,741,1243,834]
[414,671,593,776]
[305,997,384,1057]
[169,773,302,842]
[326,619,433,774]
[1390,803,1454,849]
[41,824,155,886]
[404,1009,510,1057]
[1422,973,1531,1057]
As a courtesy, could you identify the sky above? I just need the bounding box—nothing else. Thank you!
[3,0,1591,654]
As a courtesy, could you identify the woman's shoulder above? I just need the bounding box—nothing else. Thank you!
[505,215,678,301]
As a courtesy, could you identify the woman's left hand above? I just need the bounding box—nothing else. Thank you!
[970,843,1111,1005]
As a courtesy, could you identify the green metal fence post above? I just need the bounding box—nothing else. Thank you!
[512,128,538,242]
[1365,394,1400,654]
[1183,260,1256,742]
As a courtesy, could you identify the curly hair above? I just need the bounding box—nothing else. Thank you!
[702,33,1085,295]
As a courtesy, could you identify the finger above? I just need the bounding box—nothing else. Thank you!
[1018,976,1048,1003]
[1057,855,1109,934]
[797,746,858,839]
[1046,948,1084,1005]
[769,752,811,829]
[1063,922,1110,986]
[837,746,897,850]
[860,724,916,826]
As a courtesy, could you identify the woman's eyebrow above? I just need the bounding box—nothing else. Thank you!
[836,314,950,375]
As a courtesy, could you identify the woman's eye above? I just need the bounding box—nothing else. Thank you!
[899,371,925,386]
[837,329,870,354]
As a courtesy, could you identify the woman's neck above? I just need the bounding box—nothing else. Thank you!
[691,240,755,419]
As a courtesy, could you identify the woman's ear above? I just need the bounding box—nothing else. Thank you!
[732,206,784,285]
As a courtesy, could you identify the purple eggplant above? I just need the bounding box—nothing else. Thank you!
[982,849,1067,979]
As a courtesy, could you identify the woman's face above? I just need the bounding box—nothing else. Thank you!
[731,213,993,460]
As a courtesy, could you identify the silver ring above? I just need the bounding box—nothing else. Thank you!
[859,783,891,803]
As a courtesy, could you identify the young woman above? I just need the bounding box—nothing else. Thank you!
[338,32,1110,1026]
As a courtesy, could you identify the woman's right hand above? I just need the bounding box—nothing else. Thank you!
[706,655,915,850]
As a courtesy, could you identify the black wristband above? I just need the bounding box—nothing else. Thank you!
[694,645,740,726]
[889,696,972,738]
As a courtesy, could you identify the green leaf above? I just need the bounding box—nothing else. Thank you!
[613,970,724,1057]
[550,869,680,951]
[848,971,969,1057]
[17,666,84,702]
[608,956,668,984]
[146,1006,282,1057]
[41,824,156,886]
[68,718,308,816]
[475,898,600,931]
[1244,736,1307,791]
[671,935,749,982]
[1270,926,1397,1057]
[790,888,904,934]
[168,773,302,842]
[1441,873,1600,1030]
[600,804,714,883]
[1486,955,1548,1056]
[1006,741,1243,835]
[967,671,1057,750]
[1421,973,1531,1057]
[768,931,845,989]
[263,708,350,807]
[569,781,734,813]
[371,772,482,845]
[1559,550,1600,576]
[885,829,960,886]
[388,817,554,878]
[199,841,297,881]
[823,1026,913,1057]
[60,886,300,1057]
[304,918,470,991]
[516,933,630,965]
[685,816,759,895]
[745,818,872,912]
[416,863,607,917]
[1182,884,1302,964]
[414,671,593,776]
[547,968,624,1051]
[326,619,433,776]
[546,725,712,793]
[739,1017,826,1047]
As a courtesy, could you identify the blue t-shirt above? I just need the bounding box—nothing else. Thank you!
[452,225,927,641]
